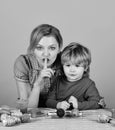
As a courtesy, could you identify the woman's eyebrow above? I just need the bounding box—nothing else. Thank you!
[36,44,43,47]
[49,43,57,46]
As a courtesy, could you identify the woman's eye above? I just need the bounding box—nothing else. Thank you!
[36,46,43,50]
[50,47,56,50]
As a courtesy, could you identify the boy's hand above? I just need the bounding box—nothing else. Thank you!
[56,101,70,110]
[68,96,78,109]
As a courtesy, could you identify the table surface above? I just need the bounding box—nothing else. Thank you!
[0,108,115,130]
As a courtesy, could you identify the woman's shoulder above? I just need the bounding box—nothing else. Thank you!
[15,53,38,67]
[14,54,32,71]
[15,54,28,65]
[14,54,26,66]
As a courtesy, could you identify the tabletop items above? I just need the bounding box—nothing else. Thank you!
[98,114,115,126]
[0,107,31,126]
[1,113,21,126]
[16,99,28,114]
[56,108,80,118]
[0,105,115,127]
[97,108,115,125]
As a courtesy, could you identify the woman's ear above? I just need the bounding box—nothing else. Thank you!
[58,48,61,54]
[84,66,88,72]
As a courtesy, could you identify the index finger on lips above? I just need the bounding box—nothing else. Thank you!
[44,58,47,69]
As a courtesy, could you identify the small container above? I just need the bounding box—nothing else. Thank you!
[111,109,115,118]
[16,99,28,114]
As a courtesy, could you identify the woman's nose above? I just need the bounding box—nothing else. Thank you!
[43,49,50,57]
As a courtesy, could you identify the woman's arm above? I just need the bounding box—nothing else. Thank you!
[16,80,40,108]
[14,55,54,108]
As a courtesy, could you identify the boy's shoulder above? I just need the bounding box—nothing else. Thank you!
[82,76,95,86]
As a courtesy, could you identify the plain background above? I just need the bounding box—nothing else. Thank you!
[0,0,115,108]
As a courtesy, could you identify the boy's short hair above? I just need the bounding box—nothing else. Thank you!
[61,42,91,76]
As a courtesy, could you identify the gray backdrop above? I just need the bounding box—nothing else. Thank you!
[0,0,115,108]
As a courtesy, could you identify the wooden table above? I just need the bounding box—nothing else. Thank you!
[0,108,115,130]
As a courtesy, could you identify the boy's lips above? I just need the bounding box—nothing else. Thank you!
[69,74,77,76]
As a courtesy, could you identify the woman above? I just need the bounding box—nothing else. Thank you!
[14,24,63,108]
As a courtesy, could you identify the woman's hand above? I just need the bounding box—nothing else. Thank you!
[34,58,54,90]
[68,96,78,109]
[40,68,54,79]
[56,101,70,110]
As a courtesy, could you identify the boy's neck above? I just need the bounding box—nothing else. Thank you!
[66,77,82,82]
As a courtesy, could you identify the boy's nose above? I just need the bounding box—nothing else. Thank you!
[70,66,75,72]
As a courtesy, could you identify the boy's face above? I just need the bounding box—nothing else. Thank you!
[63,62,85,82]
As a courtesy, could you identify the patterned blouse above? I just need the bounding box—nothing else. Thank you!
[14,53,62,107]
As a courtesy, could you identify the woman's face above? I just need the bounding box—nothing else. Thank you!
[34,36,60,68]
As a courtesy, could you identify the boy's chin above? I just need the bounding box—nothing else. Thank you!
[67,78,77,82]
[67,77,81,82]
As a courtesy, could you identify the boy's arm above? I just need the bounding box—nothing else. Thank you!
[78,82,106,110]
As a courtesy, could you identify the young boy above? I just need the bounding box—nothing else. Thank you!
[46,42,106,110]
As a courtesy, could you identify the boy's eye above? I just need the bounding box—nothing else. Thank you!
[75,64,79,67]
[65,64,71,67]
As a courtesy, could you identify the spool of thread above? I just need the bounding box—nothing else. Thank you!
[43,58,50,92]
[57,108,79,118]
[44,77,50,92]
[68,103,74,110]
[57,109,65,118]
[57,103,74,118]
